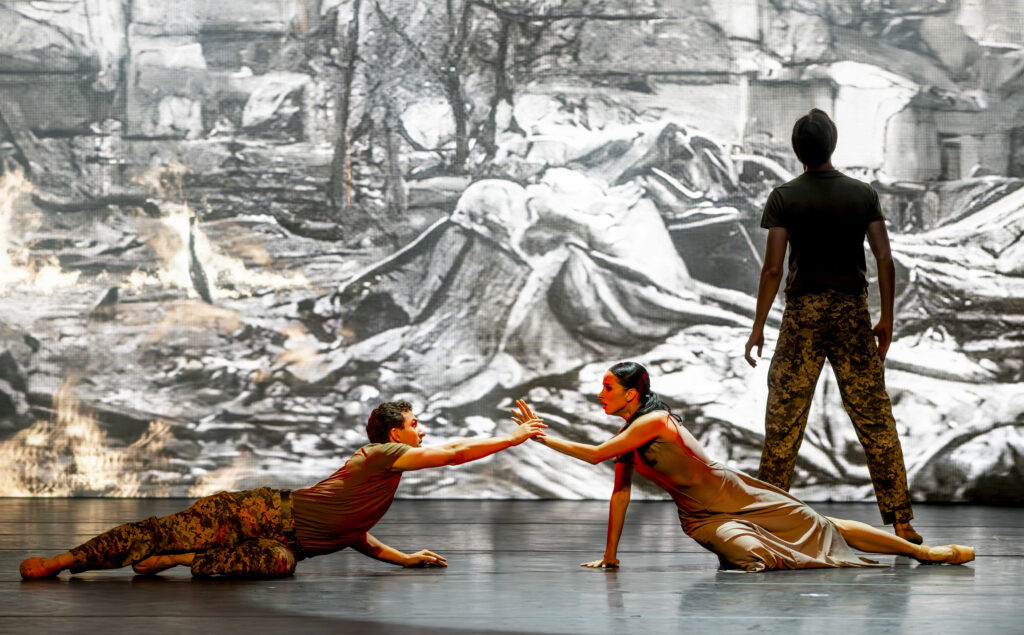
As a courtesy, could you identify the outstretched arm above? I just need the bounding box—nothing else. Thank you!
[350,532,448,567]
[513,400,668,465]
[582,461,633,568]
[745,226,788,367]
[391,418,546,471]
[866,219,895,361]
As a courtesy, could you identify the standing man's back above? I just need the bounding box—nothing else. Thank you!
[764,171,882,297]
[744,108,921,544]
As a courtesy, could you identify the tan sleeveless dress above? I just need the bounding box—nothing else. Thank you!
[629,420,885,572]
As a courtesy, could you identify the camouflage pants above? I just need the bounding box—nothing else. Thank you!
[69,488,299,578]
[757,290,914,525]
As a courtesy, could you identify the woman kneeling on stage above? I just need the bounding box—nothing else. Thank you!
[517,361,973,572]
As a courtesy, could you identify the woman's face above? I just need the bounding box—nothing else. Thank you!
[598,371,637,417]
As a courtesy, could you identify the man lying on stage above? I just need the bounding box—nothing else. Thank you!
[20,401,546,579]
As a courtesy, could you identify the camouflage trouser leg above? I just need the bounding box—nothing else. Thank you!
[758,295,827,490]
[758,291,913,525]
[824,293,913,525]
[68,487,298,578]
[191,538,296,578]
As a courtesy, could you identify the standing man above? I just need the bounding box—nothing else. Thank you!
[743,109,921,544]
[20,401,546,578]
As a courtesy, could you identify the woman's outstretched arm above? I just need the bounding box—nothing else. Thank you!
[512,399,667,464]
[582,461,633,568]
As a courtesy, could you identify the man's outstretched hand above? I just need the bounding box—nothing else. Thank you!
[509,399,544,444]
[404,549,448,567]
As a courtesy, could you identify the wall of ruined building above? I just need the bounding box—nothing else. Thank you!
[884,107,941,182]
[1,0,1023,501]
[744,79,835,162]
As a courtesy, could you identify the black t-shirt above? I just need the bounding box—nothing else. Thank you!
[760,170,884,297]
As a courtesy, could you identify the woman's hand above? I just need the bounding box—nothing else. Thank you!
[581,556,620,569]
[511,399,547,443]
[404,549,448,567]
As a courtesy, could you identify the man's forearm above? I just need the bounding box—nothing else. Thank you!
[441,434,517,465]
[877,255,896,320]
[351,533,409,566]
[752,267,783,330]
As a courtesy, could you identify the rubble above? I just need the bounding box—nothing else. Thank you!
[0,0,1020,502]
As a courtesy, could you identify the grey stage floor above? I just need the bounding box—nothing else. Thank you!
[0,499,1021,634]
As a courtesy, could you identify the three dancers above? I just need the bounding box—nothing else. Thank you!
[20,108,974,578]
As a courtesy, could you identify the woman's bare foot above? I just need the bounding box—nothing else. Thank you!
[913,544,975,565]
[132,553,194,575]
[894,522,924,545]
[20,553,74,579]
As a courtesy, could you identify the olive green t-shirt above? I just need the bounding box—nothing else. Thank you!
[290,442,411,556]
[760,170,884,297]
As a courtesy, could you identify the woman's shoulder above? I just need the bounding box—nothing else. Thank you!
[630,410,676,431]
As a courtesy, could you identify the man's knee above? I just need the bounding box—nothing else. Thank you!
[189,540,296,578]
[266,542,297,578]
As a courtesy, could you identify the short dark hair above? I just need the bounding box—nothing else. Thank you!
[791,108,837,169]
[366,401,413,443]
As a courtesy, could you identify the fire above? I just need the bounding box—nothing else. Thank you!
[133,159,191,200]
[0,378,171,496]
[145,301,245,343]
[129,201,309,299]
[188,450,256,497]
[127,161,309,299]
[275,322,319,367]
[0,165,80,293]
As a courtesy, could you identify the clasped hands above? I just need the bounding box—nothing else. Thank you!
[511,399,548,443]
[511,399,619,569]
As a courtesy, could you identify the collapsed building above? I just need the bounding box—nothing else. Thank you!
[0,0,1021,500]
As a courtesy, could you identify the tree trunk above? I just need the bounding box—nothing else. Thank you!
[481,17,512,160]
[383,106,407,219]
[444,0,472,171]
[328,0,362,212]
[444,70,469,171]
[296,0,323,35]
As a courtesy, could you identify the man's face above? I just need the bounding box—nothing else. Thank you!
[390,411,426,447]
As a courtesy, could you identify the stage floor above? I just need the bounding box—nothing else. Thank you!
[1,499,1020,634]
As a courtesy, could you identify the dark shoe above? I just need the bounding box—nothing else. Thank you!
[895,522,923,545]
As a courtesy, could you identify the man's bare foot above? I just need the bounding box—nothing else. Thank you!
[894,522,923,545]
[913,544,975,565]
[132,555,179,575]
[20,553,74,579]
[133,553,194,575]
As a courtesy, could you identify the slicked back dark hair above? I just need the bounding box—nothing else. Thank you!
[366,401,413,443]
[791,108,837,169]
[608,361,673,424]
[608,361,650,401]
[608,361,676,465]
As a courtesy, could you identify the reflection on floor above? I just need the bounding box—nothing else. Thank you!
[1,499,1021,634]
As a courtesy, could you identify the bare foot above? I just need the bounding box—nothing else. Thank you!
[132,554,181,575]
[913,544,975,565]
[894,522,923,545]
[133,553,194,575]
[20,553,74,579]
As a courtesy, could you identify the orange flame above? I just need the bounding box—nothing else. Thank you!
[0,165,80,293]
[0,378,171,496]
